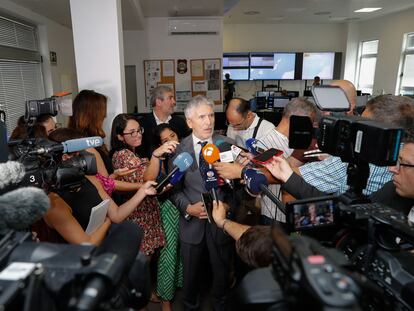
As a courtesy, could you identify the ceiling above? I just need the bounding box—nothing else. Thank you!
[9,0,414,29]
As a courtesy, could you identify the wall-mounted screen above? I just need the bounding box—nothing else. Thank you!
[223,56,250,67]
[250,53,296,80]
[301,52,335,80]
[223,53,250,80]
[222,68,249,81]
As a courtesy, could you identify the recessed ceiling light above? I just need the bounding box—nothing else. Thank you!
[346,17,361,21]
[314,11,331,16]
[244,11,260,15]
[354,7,382,13]
[286,7,306,13]
[329,16,347,21]
[268,16,285,21]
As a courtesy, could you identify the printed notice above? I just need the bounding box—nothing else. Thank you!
[86,199,110,234]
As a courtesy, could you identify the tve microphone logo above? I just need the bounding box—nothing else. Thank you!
[86,138,102,147]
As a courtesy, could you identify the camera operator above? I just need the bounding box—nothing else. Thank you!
[263,128,414,215]
[32,128,157,245]
[212,200,272,268]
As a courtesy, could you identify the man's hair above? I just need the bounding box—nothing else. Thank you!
[403,127,414,144]
[149,85,173,108]
[227,98,250,117]
[283,97,317,119]
[184,95,214,119]
[365,95,414,129]
[236,225,272,268]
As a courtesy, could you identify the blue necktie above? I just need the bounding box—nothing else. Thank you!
[198,141,209,175]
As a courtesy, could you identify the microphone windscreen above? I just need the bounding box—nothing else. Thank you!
[0,187,50,233]
[94,221,143,268]
[0,161,25,190]
[243,169,268,195]
[245,138,267,155]
[169,170,185,185]
[173,152,193,171]
[217,141,232,152]
[63,136,104,153]
[202,144,220,164]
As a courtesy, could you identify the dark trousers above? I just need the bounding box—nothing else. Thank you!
[180,225,233,311]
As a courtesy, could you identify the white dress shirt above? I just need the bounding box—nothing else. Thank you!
[192,134,213,167]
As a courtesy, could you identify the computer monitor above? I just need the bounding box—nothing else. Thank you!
[301,52,335,80]
[274,97,290,108]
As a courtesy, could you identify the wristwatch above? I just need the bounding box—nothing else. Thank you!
[184,212,192,221]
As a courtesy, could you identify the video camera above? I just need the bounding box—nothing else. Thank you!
[0,226,150,311]
[4,96,101,193]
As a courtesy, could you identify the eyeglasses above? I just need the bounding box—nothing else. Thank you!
[396,159,414,170]
[123,128,144,137]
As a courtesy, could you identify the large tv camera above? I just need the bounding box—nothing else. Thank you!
[4,96,102,193]
[0,226,150,311]
[238,88,414,309]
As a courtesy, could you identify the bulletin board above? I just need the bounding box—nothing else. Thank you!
[143,59,175,107]
[190,58,222,105]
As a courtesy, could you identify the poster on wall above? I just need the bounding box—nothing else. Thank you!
[144,60,161,105]
[163,60,174,77]
[191,60,203,77]
[176,90,191,112]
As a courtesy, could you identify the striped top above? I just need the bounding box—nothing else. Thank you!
[258,129,293,221]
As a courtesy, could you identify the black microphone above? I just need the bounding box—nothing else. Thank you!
[0,161,25,190]
[0,187,50,234]
[71,221,143,311]
[243,168,286,215]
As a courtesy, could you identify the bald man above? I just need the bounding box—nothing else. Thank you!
[330,79,357,115]
[226,98,274,147]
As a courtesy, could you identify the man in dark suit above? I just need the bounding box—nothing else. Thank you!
[140,86,190,158]
[169,95,234,311]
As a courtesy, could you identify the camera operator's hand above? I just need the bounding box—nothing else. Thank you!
[212,200,228,228]
[213,162,243,179]
[186,201,207,219]
[263,156,293,183]
[152,140,179,159]
[138,180,157,196]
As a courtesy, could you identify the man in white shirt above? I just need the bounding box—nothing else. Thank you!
[259,98,317,224]
[140,86,190,157]
[226,98,274,147]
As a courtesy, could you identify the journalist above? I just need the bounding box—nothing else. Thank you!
[32,128,157,245]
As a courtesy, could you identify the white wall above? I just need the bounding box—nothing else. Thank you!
[357,8,414,95]
[124,17,223,113]
[223,23,348,99]
[0,0,77,97]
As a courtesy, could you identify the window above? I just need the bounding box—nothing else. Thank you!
[0,14,44,135]
[356,40,379,95]
[398,33,414,96]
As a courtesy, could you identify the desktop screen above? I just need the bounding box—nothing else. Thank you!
[250,53,296,80]
[302,52,335,80]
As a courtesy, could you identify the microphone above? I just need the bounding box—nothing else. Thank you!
[246,138,267,155]
[243,168,286,215]
[72,221,143,311]
[215,141,235,189]
[169,170,185,186]
[29,136,104,155]
[0,187,50,233]
[201,143,227,188]
[0,161,25,190]
[156,152,193,192]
